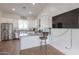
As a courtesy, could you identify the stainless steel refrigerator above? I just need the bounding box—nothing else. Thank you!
[1,23,13,41]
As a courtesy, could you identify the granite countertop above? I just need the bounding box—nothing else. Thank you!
[19,31,42,37]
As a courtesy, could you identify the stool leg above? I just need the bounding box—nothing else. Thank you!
[45,40,47,49]
[40,40,42,50]
[40,39,47,50]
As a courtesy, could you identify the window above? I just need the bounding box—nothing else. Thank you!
[18,20,28,29]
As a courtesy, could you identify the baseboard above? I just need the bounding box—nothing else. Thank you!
[49,43,65,54]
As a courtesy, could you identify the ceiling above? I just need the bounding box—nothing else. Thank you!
[0,3,48,17]
[0,3,79,18]
[47,3,79,17]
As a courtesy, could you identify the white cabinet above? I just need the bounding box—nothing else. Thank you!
[21,36,40,50]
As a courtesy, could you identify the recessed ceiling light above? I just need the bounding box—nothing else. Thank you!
[32,3,35,5]
[29,11,32,14]
[12,8,15,11]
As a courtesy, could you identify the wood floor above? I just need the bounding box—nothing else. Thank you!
[0,39,20,55]
[20,45,64,55]
[0,40,64,55]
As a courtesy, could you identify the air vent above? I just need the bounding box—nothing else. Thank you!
[20,16,27,19]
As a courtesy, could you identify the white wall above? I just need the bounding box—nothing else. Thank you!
[50,29,79,55]
[50,29,71,54]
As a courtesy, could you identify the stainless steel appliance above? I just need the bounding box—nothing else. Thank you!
[1,23,13,41]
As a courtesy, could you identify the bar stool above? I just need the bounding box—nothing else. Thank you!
[40,32,48,50]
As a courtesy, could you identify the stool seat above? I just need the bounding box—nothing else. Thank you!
[40,37,47,40]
